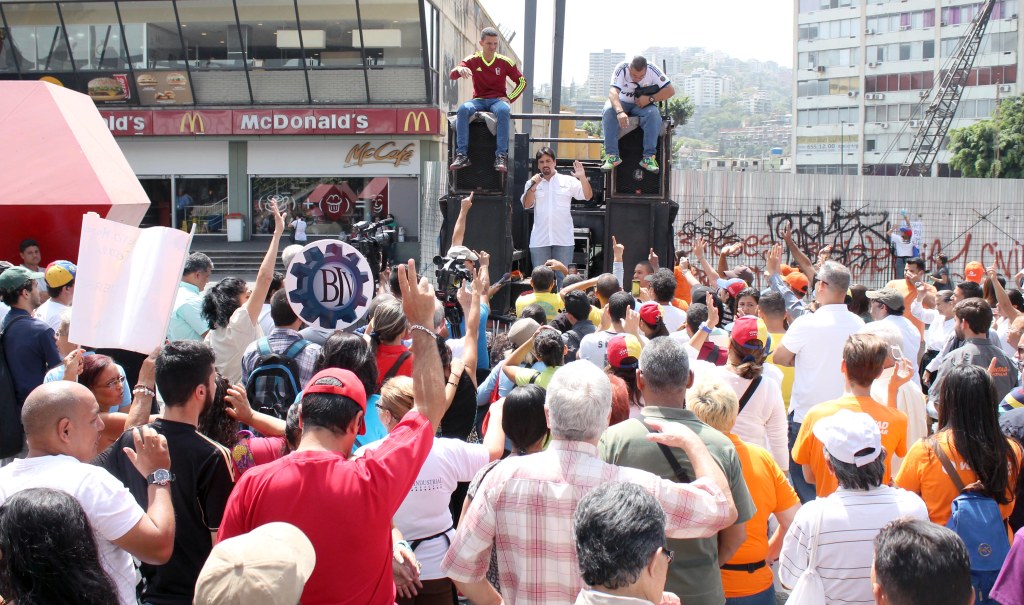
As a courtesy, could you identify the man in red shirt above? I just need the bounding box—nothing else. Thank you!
[217,260,449,605]
[449,27,527,173]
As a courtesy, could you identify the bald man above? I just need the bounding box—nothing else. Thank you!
[0,382,175,605]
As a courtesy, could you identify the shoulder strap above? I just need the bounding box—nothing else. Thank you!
[0,315,28,341]
[283,339,311,359]
[737,376,763,413]
[641,420,693,483]
[807,501,826,569]
[528,371,540,385]
[383,351,412,382]
[930,437,966,492]
[256,337,272,356]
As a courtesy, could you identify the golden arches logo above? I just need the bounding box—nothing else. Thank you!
[402,110,430,133]
[179,112,205,134]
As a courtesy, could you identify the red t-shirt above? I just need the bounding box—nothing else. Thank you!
[218,411,433,605]
[450,52,526,101]
[376,343,413,387]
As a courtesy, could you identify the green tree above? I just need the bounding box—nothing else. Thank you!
[667,95,695,127]
[581,120,601,138]
[948,94,1024,178]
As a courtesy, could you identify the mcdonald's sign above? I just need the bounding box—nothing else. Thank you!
[179,112,205,134]
[400,109,438,134]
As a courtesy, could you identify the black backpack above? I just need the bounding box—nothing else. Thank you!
[0,316,27,459]
[245,338,311,420]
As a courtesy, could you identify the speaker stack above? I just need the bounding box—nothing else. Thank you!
[442,112,514,313]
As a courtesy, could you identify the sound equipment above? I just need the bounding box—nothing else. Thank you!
[604,199,675,275]
[612,118,670,197]
[439,193,515,312]
[555,159,606,207]
[448,116,506,195]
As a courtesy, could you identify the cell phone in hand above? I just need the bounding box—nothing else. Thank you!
[890,345,904,362]
[632,279,641,297]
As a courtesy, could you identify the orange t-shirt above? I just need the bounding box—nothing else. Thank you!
[721,434,800,598]
[674,266,693,304]
[792,394,909,498]
[894,430,1022,525]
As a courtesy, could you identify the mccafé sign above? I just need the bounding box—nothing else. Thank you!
[100,108,440,137]
[344,141,416,168]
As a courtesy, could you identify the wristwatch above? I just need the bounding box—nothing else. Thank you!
[146,469,175,486]
[647,95,656,105]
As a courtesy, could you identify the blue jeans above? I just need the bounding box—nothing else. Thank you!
[602,100,661,157]
[530,245,574,289]
[456,98,510,156]
[726,586,776,605]
[788,413,818,503]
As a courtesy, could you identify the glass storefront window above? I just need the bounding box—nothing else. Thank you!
[357,0,423,66]
[3,3,74,72]
[174,0,243,69]
[117,1,186,70]
[176,177,229,234]
[295,0,367,102]
[251,176,376,236]
[59,2,129,70]
[235,0,303,68]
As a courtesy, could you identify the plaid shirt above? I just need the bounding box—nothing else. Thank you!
[240,328,321,388]
[441,440,732,605]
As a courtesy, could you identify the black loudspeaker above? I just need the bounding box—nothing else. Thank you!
[555,159,606,207]
[570,208,608,277]
[613,119,670,197]
[439,194,514,313]
[448,118,505,195]
[604,200,673,275]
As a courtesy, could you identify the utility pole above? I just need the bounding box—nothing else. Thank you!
[548,0,567,152]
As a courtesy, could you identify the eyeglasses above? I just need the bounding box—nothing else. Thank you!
[375,403,395,419]
[662,548,674,564]
[99,376,126,390]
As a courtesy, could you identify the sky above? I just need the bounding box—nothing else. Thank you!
[479,0,794,85]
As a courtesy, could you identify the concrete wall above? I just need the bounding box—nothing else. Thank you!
[670,170,1024,288]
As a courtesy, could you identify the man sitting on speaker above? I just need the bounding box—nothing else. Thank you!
[601,55,674,174]
[521,147,593,286]
[449,27,527,174]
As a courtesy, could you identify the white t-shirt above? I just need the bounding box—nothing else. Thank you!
[780,304,866,422]
[658,303,687,333]
[578,329,618,369]
[258,303,275,337]
[291,217,308,242]
[609,61,671,104]
[520,173,583,247]
[34,298,67,332]
[890,233,915,257]
[207,306,262,385]
[0,455,145,605]
[357,437,488,579]
[779,486,928,605]
[712,367,789,468]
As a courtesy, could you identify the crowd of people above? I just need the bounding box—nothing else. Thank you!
[2,187,1024,605]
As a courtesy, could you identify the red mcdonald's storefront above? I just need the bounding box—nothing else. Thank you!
[99,106,443,246]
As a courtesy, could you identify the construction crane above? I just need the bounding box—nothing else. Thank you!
[897,0,996,176]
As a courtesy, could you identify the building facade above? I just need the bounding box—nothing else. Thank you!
[793,0,1020,176]
[0,0,516,254]
[682,68,733,108]
[587,48,624,99]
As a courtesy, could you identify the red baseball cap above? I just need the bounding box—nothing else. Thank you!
[731,316,771,352]
[607,334,643,370]
[639,303,662,327]
[303,368,368,434]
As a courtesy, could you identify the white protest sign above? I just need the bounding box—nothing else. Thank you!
[284,240,374,331]
[69,213,192,354]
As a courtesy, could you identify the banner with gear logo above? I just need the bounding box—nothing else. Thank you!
[285,240,373,331]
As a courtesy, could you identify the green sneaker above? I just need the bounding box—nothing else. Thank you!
[640,155,660,173]
[601,154,622,172]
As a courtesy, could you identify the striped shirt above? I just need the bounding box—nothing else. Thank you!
[441,439,732,605]
[240,327,321,387]
[779,486,928,604]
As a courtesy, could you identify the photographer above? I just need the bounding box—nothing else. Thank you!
[600,55,673,174]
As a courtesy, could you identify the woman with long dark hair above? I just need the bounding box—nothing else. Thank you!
[502,326,566,389]
[202,203,286,384]
[896,364,1022,525]
[0,488,119,605]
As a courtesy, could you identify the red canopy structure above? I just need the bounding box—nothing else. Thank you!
[0,81,149,264]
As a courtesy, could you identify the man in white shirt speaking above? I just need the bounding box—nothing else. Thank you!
[521,147,593,286]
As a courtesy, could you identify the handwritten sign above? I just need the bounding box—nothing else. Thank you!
[69,213,191,354]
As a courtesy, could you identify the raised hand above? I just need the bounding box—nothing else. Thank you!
[612,235,624,263]
[461,191,474,211]
[397,260,436,329]
[572,159,587,180]
[692,236,707,260]
[648,248,660,269]
[765,243,782,277]
[705,292,719,328]
[124,426,171,479]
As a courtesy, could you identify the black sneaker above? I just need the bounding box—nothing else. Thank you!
[449,154,471,171]
[494,154,508,173]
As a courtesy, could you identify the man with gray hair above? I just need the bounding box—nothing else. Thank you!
[779,409,927,604]
[166,252,214,341]
[573,482,678,605]
[442,359,737,605]
[771,260,864,502]
[599,337,755,605]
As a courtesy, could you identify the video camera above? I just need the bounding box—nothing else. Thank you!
[346,217,396,283]
[432,246,477,338]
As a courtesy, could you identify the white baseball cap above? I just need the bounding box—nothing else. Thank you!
[812,409,882,467]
